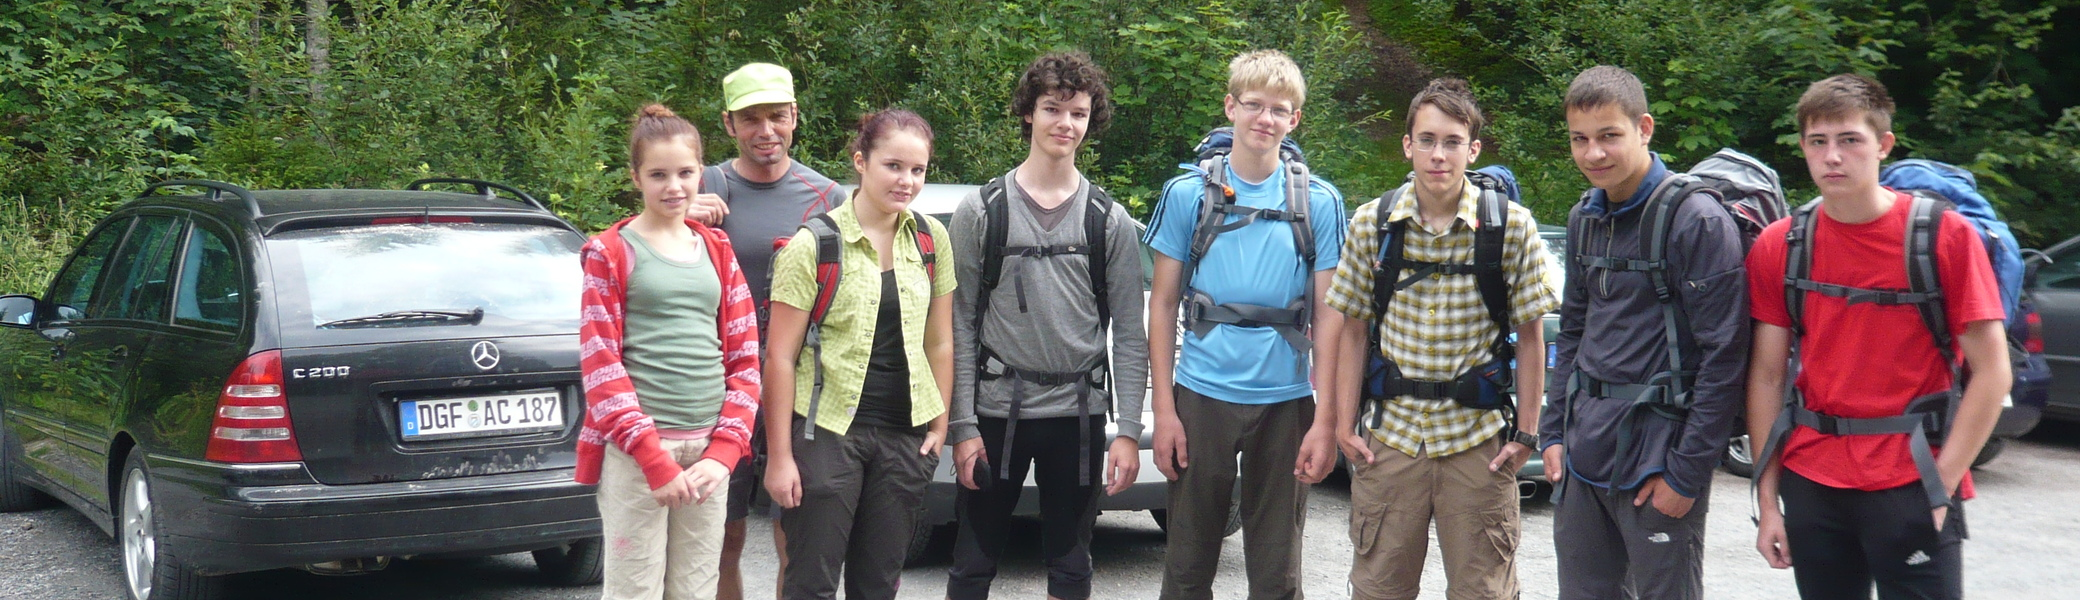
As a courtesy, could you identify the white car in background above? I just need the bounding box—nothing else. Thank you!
[837,183,1227,564]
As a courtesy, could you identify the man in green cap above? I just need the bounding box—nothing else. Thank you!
[694,61,843,600]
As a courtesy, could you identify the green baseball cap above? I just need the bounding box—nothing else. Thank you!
[723,63,796,112]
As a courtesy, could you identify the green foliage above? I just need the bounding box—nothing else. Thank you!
[5,0,1378,253]
[1366,0,2079,240]
[0,196,86,296]
[7,0,2075,298]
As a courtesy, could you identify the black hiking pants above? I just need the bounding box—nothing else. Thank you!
[1781,469,1965,600]
[946,416,1105,600]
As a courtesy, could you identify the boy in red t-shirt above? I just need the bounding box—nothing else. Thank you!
[1744,74,2010,599]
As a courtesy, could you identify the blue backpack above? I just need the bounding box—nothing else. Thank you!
[1878,159,2026,326]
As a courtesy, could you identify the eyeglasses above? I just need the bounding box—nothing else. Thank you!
[1411,137,1469,154]
[1236,101,1295,120]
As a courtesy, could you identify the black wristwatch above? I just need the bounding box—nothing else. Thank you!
[1508,429,1537,448]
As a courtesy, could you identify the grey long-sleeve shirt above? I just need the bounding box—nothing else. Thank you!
[948,173,1150,445]
[1541,185,1751,498]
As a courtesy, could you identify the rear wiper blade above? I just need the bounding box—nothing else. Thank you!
[318,308,483,329]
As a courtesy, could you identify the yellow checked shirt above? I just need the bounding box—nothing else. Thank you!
[772,201,957,436]
[1326,179,1559,458]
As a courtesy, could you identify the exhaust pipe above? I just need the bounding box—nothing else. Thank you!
[304,556,391,576]
[1517,480,1540,500]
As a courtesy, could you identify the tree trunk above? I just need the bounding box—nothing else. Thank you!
[305,0,330,104]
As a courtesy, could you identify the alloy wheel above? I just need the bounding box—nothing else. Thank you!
[1727,434,1752,465]
[121,467,155,600]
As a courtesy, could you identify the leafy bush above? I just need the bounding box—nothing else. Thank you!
[1364,0,2078,242]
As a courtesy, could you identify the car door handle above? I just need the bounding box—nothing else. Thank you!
[39,328,73,359]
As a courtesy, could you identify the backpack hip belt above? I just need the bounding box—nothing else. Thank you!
[1761,391,1956,510]
[1565,368,1697,483]
[977,347,1109,485]
[1181,292,1312,355]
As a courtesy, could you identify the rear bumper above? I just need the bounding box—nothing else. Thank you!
[146,455,597,576]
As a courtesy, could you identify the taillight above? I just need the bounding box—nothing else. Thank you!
[2026,312,2045,354]
[204,350,303,463]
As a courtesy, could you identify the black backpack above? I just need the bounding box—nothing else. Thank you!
[1363,167,1522,427]
[969,176,1116,485]
[1565,149,1788,417]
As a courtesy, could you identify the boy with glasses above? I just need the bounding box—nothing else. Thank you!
[1144,49,1345,600]
[1328,77,1556,600]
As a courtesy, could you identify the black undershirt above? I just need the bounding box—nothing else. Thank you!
[853,270,921,431]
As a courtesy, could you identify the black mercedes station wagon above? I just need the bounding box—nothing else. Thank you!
[0,179,601,600]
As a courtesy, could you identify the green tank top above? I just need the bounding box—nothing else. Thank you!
[618,228,726,431]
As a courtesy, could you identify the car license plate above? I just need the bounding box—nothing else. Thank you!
[400,390,564,440]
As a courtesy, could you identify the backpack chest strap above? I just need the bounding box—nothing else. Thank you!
[1380,258,1493,291]
[1577,255,1665,272]
[1788,279,1942,307]
[1206,203,1304,235]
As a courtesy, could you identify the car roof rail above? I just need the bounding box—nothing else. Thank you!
[144,180,263,219]
[406,178,550,213]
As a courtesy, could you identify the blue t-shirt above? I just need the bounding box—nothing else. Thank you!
[1144,162,1346,404]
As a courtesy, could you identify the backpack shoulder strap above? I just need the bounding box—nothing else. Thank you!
[1905,193,1955,365]
[1285,161,1317,270]
[1643,175,1710,385]
[802,214,844,325]
[1474,185,1513,353]
[1784,203,1821,339]
[1564,201,1588,298]
[1181,155,1232,295]
[909,209,939,282]
[1371,189,1406,323]
[977,177,1011,299]
[1085,183,1115,329]
[703,165,731,204]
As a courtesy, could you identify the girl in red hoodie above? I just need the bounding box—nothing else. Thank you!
[575,103,763,600]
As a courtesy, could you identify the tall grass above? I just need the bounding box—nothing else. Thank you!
[0,196,87,297]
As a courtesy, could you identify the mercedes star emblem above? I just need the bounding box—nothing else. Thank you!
[470,341,500,370]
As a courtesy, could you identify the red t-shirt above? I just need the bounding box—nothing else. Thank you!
[1746,190,2004,494]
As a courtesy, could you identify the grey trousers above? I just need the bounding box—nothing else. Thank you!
[778,419,937,600]
[1159,385,1312,600]
[1551,474,1709,600]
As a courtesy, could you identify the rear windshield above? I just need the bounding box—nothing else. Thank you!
[266,222,583,331]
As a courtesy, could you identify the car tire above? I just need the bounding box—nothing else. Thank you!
[1150,502,1243,538]
[119,453,222,600]
[0,427,48,512]
[1722,434,1756,479]
[904,518,940,568]
[1972,437,2007,468]
[532,536,604,586]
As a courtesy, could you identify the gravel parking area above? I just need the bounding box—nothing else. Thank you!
[6,422,2077,599]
